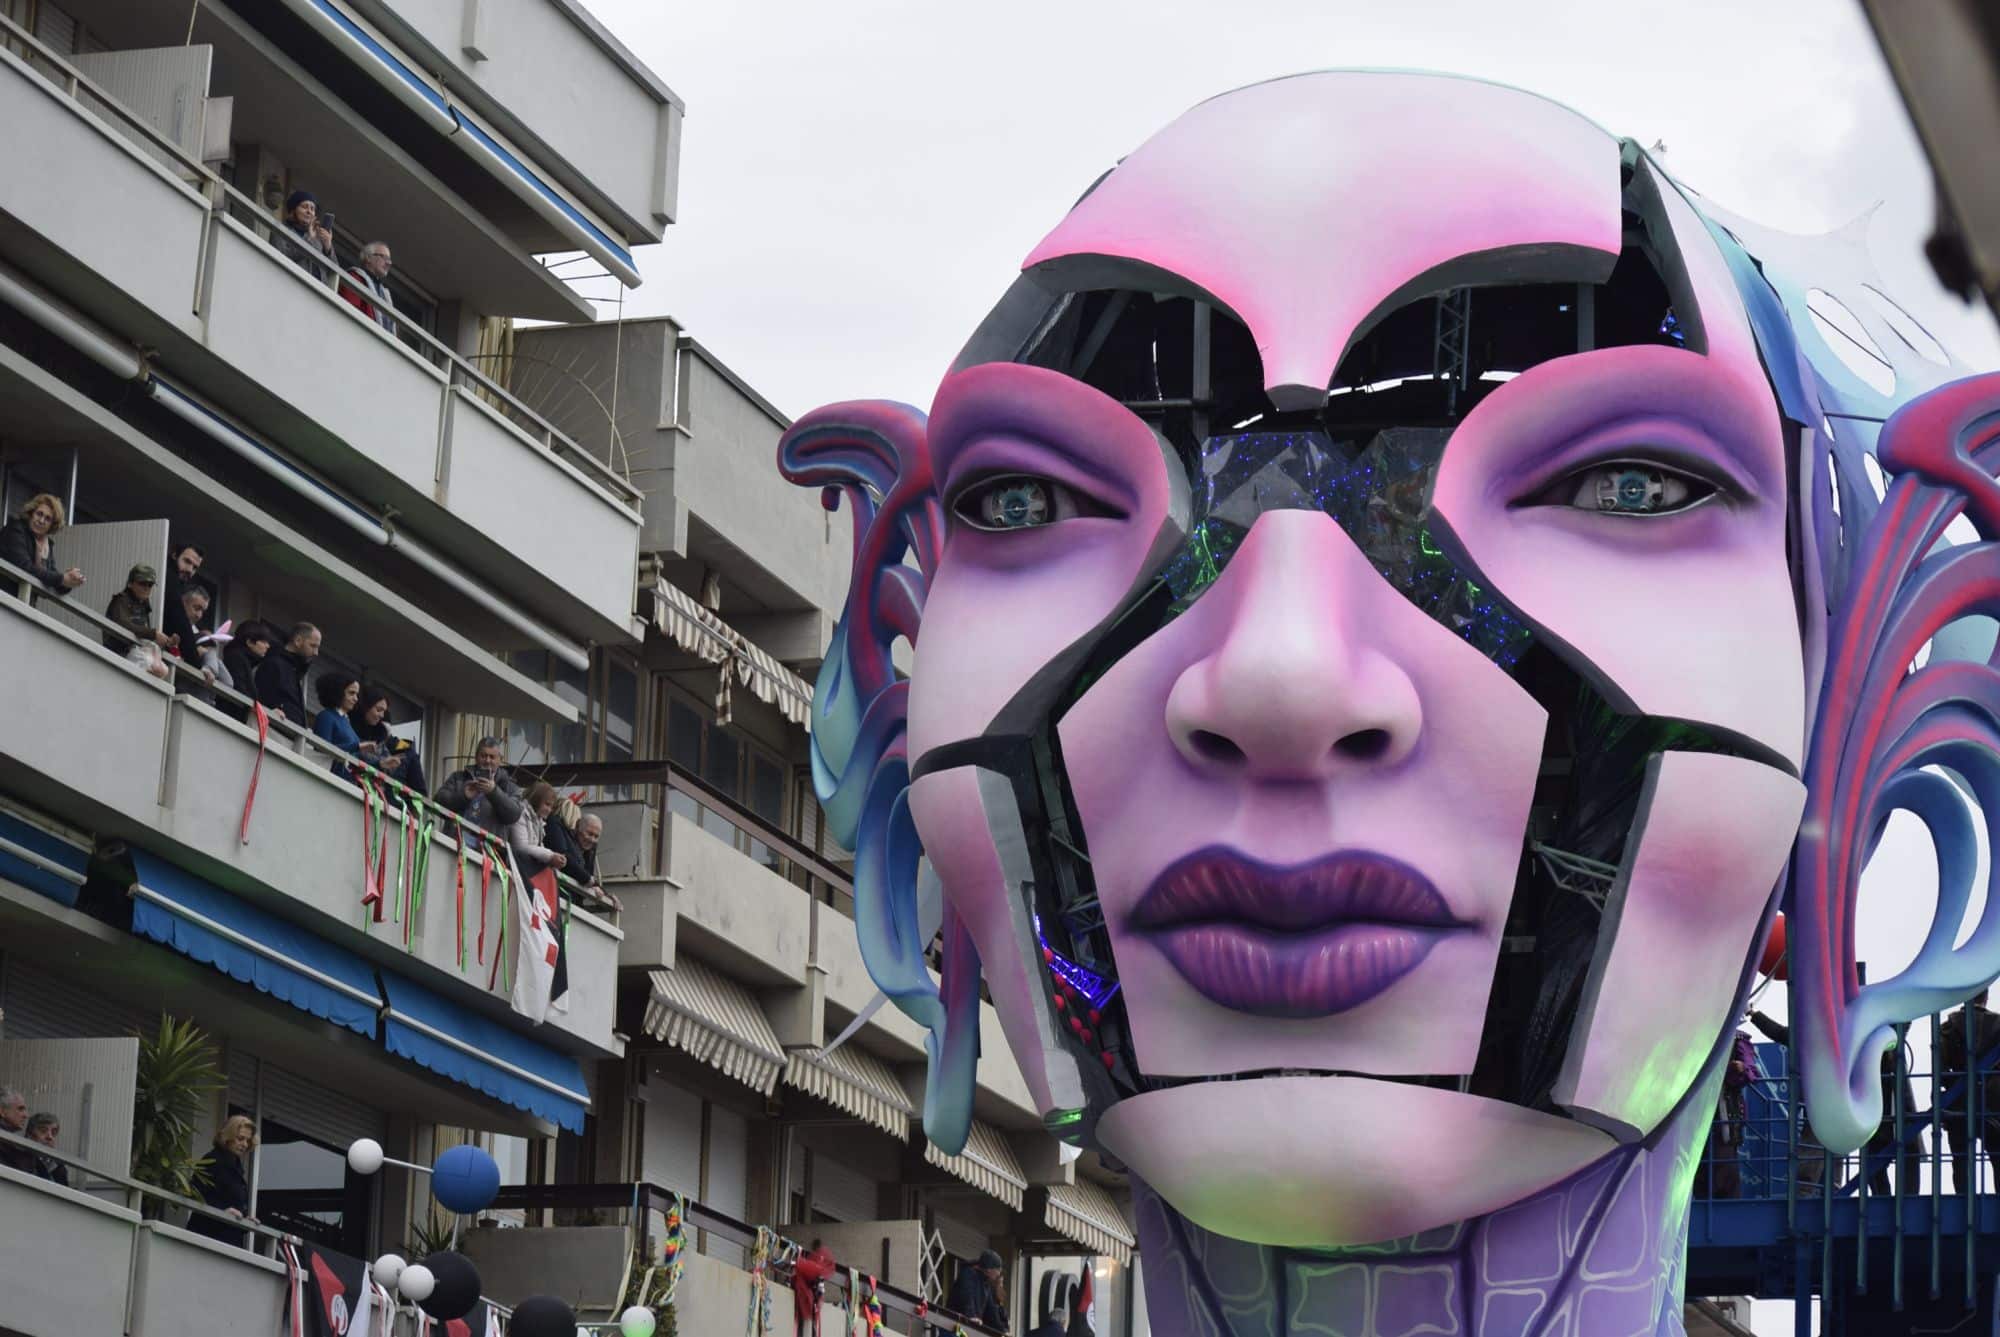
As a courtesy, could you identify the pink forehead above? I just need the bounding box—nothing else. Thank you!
[1022,72,1624,406]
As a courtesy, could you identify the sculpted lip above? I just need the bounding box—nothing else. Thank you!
[1128,847,1465,1018]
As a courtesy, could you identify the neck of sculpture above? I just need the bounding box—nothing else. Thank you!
[1130,1070,1719,1337]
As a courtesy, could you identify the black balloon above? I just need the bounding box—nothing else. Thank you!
[509,1294,579,1337]
[416,1250,481,1321]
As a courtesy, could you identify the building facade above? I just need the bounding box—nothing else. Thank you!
[0,0,1140,1332]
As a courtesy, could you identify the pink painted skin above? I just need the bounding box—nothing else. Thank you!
[904,72,1807,1246]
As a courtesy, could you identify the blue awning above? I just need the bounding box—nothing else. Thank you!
[0,810,90,908]
[379,974,589,1132]
[129,852,383,1038]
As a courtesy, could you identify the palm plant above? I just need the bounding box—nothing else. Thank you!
[406,1207,458,1257]
[130,1013,223,1209]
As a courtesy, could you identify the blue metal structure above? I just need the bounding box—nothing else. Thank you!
[1687,1004,2000,1335]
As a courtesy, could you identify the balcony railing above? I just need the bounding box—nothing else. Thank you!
[1,556,619,1043]
[490,1180,1007,1336]
[0,10,640,510]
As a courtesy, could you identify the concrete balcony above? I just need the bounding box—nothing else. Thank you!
[0,1163,291,1337]
[0,591,620,1058]
[0,30,644,649]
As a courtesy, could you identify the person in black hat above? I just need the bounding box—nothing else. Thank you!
[947,1249,1009,1329]
[278,188,335,281]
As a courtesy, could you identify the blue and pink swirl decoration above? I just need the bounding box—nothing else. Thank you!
[1706,203,2000,1154]
[776,402,981,1151]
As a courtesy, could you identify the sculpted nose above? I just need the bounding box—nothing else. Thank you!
[1165,511,1423,781]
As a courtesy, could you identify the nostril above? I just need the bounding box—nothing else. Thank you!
[1333,728,1393,762]
[1187,729,1247,766]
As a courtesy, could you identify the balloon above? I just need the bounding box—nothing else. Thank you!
[431,1144,502,1216]
[371,1253,407,1289]
[414,1250,481,1322]
[397,1264,435,1303]
[620,1305,659,1337]
[1758,912,1788,980]
[510,1295,581,1337]
[346,1137,385,1175]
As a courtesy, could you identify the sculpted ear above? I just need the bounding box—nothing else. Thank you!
[1793,371,2000,1153]
[777,402,975,1145]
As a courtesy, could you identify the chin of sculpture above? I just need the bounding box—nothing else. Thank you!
[779,69,2000,1336]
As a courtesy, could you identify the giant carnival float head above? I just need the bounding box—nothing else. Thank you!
[778,71,2000,1332]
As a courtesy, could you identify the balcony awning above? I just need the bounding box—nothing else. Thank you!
[643,960,786,1096]
[128,851,382,1039]
[0,808,89,909]
[1044,1180,1135,1265]
[784,1043,913,1140]
[380,974,590,1133]
[922,1118,1029,1211]
[651,583,813,728]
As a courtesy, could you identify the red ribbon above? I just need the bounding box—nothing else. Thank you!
[240,703,269,845]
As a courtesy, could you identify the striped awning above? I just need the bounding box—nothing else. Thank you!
[923,1118,1029,1211]
[643,960,785,1096]
[651,582,813,727]
[784,1042,913,1140]
[1045,1179,1134,1264]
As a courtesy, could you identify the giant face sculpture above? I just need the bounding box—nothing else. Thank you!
[782,70,2000,1261]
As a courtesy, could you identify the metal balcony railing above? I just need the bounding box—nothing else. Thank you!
[0,11,641,509]
[490,1180,1008,1336]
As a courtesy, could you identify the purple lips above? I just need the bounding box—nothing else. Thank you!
[1128,848,1464,1018]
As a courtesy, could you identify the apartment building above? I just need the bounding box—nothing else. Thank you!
[0,0,674,1330]
[491,317,1145,1334]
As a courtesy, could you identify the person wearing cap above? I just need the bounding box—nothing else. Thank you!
[102,565,175,681]
[277,188,335,282]
[947,1249,1009,1329]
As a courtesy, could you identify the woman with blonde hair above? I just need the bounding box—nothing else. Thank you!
[507,779,570,880]
[0,492,83,597]
[189,1113,257,1246]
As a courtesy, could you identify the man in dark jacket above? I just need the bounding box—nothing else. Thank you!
[254,621,320,724]
[947,1250,1008,1330]
[102,564,172,653]
[161,542,206,651]
[1939,987,2000,1192]
[435,736,524,836]
[0,1086,34,1175]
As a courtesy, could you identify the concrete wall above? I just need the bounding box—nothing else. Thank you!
[359,0,679,234]
[665,811,810,988]
[462,1222,629,1311]
[0,49,205,340]
[0,1163,142,1337]
[128,1222,290,1337]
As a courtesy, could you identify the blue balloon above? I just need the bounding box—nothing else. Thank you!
[430,1144,501,1216]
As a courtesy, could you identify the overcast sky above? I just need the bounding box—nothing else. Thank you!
[582,6,1992,1328]
[588,0,1998,419]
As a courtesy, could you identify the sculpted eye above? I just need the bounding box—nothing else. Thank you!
[952,474,1102,532]
[1527,459,1718,516]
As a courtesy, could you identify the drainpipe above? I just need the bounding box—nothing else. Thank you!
[0,259,592,672]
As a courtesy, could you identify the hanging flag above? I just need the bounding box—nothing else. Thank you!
[301,1245,371,1337]
[240,702,270,844]
[509,851,568,1022]
[1069,1257,1095,1336]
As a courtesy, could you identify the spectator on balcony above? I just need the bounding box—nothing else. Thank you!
[354,685,427,795]
[169,586,221,699]
[1939,987,2000,1193]
[948,1250,1009,1330]
[25,1112,66,1187]
[190,1115,257,1247]
[0,1085,32,1174]
[437,737,523,838]
[221,620,274,720]
[254,621,320,724]
[565,812,604,889]
[103,565,175,681]
[278,190,336,283]
[161,542,206,650]
[508,781,570,880]
[313,673,365,780]
[341,242,397,332]
[0,493,83,598]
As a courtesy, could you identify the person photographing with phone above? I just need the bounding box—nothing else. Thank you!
[278,189,336,283]
[436,735,524,837]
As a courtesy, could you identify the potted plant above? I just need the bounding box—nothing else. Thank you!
[130,1014,223,1220]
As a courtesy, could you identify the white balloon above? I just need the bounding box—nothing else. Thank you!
[347,1137,385,1175]
[398,1263,436,1302]
[619,1305,658,1337]
[371,1253,406,1288]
